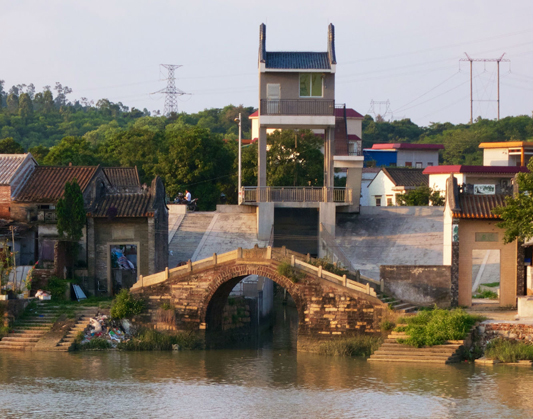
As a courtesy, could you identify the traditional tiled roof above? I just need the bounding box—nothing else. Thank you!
[14,166,99,203]
[383,168,428,187]
[0,154,33,185]
[102,167,141,192]
[453,193,507,219]
[265,52,331,69]
[371,143,444,150]
[334,108,364,118]
[424,165,528,175]
[89,193,154,218]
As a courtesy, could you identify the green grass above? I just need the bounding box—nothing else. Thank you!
[117,329,202,351]
[317,335,383,357]
[78,338,112,350]
[277,261,305,283]
[472,288,499,300]
[485,338,533,362]
[395,307,484,348]
[482,282,500,288]
[380,320,395,332]
[0,325,11,339]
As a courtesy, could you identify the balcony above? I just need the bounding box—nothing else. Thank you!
[37,209,58,223]
[260,99,335,116]
[240,186,352,206]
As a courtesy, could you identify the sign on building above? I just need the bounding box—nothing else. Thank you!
[473,184,496,195]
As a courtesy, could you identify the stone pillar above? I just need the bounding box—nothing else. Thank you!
[319,202,336,251]
[258,126,267,189]
[450,221,459,307]
[324,127,335,190]
[517,240,525,296]
[86,218,96,294]
[345,166,362,212]
[257,202,274,242]
[148,218,156,274]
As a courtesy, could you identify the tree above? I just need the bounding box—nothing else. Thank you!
[267,130,324,186]
[396,185,444,206]
[494,160,533,243]
[0,138,24,154]
[43,136,99,166]
[18,93,33,119]
[56,179,86,275]
[28,145,50,163]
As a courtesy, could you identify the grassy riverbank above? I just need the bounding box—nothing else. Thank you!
[395,307,484,347]
[317,335,383,357]
[484,338,533,362]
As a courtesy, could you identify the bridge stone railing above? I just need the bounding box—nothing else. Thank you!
[131,246,376,297]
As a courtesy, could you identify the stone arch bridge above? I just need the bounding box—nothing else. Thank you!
[131,247,386,348]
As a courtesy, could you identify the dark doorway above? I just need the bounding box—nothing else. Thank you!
[274,208,319,256]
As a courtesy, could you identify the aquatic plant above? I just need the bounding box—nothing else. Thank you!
[318,335,383,357]
[485,338,533,362]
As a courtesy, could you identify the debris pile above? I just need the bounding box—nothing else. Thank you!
[80,314,135,348]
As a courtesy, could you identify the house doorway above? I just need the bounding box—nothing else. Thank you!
[109,244,138,294]
[471,249,500,304]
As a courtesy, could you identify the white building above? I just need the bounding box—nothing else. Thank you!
[480,141,533,167]
[366,167,428,206]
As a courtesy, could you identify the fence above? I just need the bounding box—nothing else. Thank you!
[241,187,352,204]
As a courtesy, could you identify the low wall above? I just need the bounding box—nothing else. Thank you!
[216,205,255,213]
[380,265,451,307]
[1,299,28,327]
[360,206,444,217]
[478,321,533,346]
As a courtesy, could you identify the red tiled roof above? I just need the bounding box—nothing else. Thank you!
[347,134,362,141]
[249,111,258,118]
[453,193,507,219]
[334,108,364,118]
[14,166,99,203]
[102,167,140,191]
[371,143,444,150]
[89,193,154,218]
[423,165,529,175]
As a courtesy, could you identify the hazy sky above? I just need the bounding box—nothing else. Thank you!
[2,0,532,126]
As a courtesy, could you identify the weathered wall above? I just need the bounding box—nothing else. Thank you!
[260,72,335,100]
[380,265,452,307]
[1,299,28,327]
[478,321,533,345]
[135,259,385,349]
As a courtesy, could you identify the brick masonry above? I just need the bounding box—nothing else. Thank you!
[136,259,386,347]
[477,321,533,347]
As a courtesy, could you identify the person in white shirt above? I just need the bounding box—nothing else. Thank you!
[185,190,191,203]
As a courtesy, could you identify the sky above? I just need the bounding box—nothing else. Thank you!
[1,0,532,127]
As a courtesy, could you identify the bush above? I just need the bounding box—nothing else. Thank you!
[310,257,348,276]
[79,338,112,350]
[318,335,383,357]
[396,307,483,347]
[380,320,395,332]
[0,326,11,339]
[43,276,73,301]
[117,329,202,351]
[473,288,498,300]
[110,289,145,319]
[277,261,305,283]
[485,338,533,362]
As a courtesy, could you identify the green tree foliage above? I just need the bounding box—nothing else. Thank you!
[494,159,533,243]
[43,136,99,166]
[18,93,33,119]
[396,185,444,206]
[157,126,235,210]
[267,130,324,186]
[56,179,86,242]
[28,145,50,163]
[110,289,145,319]
[0,137,24,154]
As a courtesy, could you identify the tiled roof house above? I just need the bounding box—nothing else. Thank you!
[366,168,428,206]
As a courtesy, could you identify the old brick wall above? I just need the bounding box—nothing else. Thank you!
[0,185,11,218]
[478,321,533,346]
[136,260,385,344]
[381,265,452,307]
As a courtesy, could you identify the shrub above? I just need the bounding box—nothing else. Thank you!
[473,288,498,300]
[79,338,112,350]
[117,329,202,351]
[0,326,11,339]
[318,335,383,357]
[43,276,73,301]
[396,307,483,347]
[485,338,533,362]
[380,320,395,332]
[110,289,145,319]
[310,257,348,276]
[277,261,305,283]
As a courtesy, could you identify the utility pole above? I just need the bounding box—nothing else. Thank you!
[152,64,190,116]
[367,100,393,121]
[460,53,510,123]
[235,113,242,203]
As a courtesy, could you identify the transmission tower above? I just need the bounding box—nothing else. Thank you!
[460,53,510,123]
[153,64,190,115]
[368,100,393,121]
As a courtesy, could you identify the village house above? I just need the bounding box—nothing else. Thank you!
[365,167,428,206]
[363,143,444,168]
[480,141,533,167]
[4,164,167,296]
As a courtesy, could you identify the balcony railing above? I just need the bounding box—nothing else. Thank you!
[37,209,57,223]
[241,187,352,204]
[260,99,335,116]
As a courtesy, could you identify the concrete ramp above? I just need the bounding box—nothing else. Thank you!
[336,207,444,280]
[192,212,268,261]
[168,213,215,267]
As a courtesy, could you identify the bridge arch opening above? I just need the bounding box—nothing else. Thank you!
[203,268,302,348]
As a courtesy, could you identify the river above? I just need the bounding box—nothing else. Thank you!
[1,305,533,418]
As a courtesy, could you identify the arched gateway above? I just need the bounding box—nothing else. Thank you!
[131,247,386,349]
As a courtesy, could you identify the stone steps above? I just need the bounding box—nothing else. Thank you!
[55,312,98,351]
[376,293,417,313]
[367,331,464,364]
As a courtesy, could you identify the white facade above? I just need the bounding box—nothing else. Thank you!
[360,170,379,206]
[483,148,511,166]
[396,149,439,168]
[428,173,465,194]
[366,171,401,207]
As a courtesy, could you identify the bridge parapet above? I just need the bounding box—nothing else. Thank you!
[132,246,375,297]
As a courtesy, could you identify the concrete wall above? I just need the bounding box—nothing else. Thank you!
[380,265,452,307]
[396,150,439,168]
[346,118,362,138]
[429,173,465,195]
[260,72,335,101]
[458,219,518,307]
[483,148,510,166]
